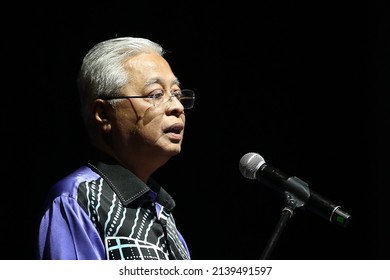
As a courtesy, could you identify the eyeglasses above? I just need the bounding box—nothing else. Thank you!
[100,89,195,109]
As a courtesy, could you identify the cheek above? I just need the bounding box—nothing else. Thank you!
[135,113,164,139]
[111,110,138,136]
[145,116,164,135]
[140,108,165,127]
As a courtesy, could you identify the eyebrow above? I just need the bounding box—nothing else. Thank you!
[144,77,180,88]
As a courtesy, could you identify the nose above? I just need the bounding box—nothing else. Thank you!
[165,94,185,116]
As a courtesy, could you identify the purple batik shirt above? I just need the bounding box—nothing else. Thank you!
[37,156,190,260]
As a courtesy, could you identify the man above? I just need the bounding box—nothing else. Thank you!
[37,37,195,260]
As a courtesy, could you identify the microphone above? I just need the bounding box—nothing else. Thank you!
[239,152,352,228]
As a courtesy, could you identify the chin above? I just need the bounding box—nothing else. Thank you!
[165,145,181,156]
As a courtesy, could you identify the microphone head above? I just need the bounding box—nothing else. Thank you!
[239,152,265,180]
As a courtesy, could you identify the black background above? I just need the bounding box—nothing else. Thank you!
[2,1,389,260]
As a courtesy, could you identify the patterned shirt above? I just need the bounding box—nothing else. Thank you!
[37,152,190,260]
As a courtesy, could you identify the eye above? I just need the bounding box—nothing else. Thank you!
[149,90,164,99]
[172,90,182,99]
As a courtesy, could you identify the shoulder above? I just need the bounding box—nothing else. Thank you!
[46,166,101,202]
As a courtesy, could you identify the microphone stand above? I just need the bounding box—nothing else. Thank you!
[260,192,301,260]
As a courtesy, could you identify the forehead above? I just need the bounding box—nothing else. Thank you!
[124,52,178,86]
[124,52,170,72]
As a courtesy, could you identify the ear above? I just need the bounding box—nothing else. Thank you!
[92,99,112,132]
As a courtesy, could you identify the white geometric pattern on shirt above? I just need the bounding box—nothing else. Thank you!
[105,237,169,260]
[80,177,190,260]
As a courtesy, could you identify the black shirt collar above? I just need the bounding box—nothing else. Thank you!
[85,147,176,211]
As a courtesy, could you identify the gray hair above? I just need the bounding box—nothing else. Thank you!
[77,37,165,128]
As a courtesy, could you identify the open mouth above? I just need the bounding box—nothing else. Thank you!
[164,123,183,134]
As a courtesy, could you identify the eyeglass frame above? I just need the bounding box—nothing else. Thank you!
[98,89,195,109]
